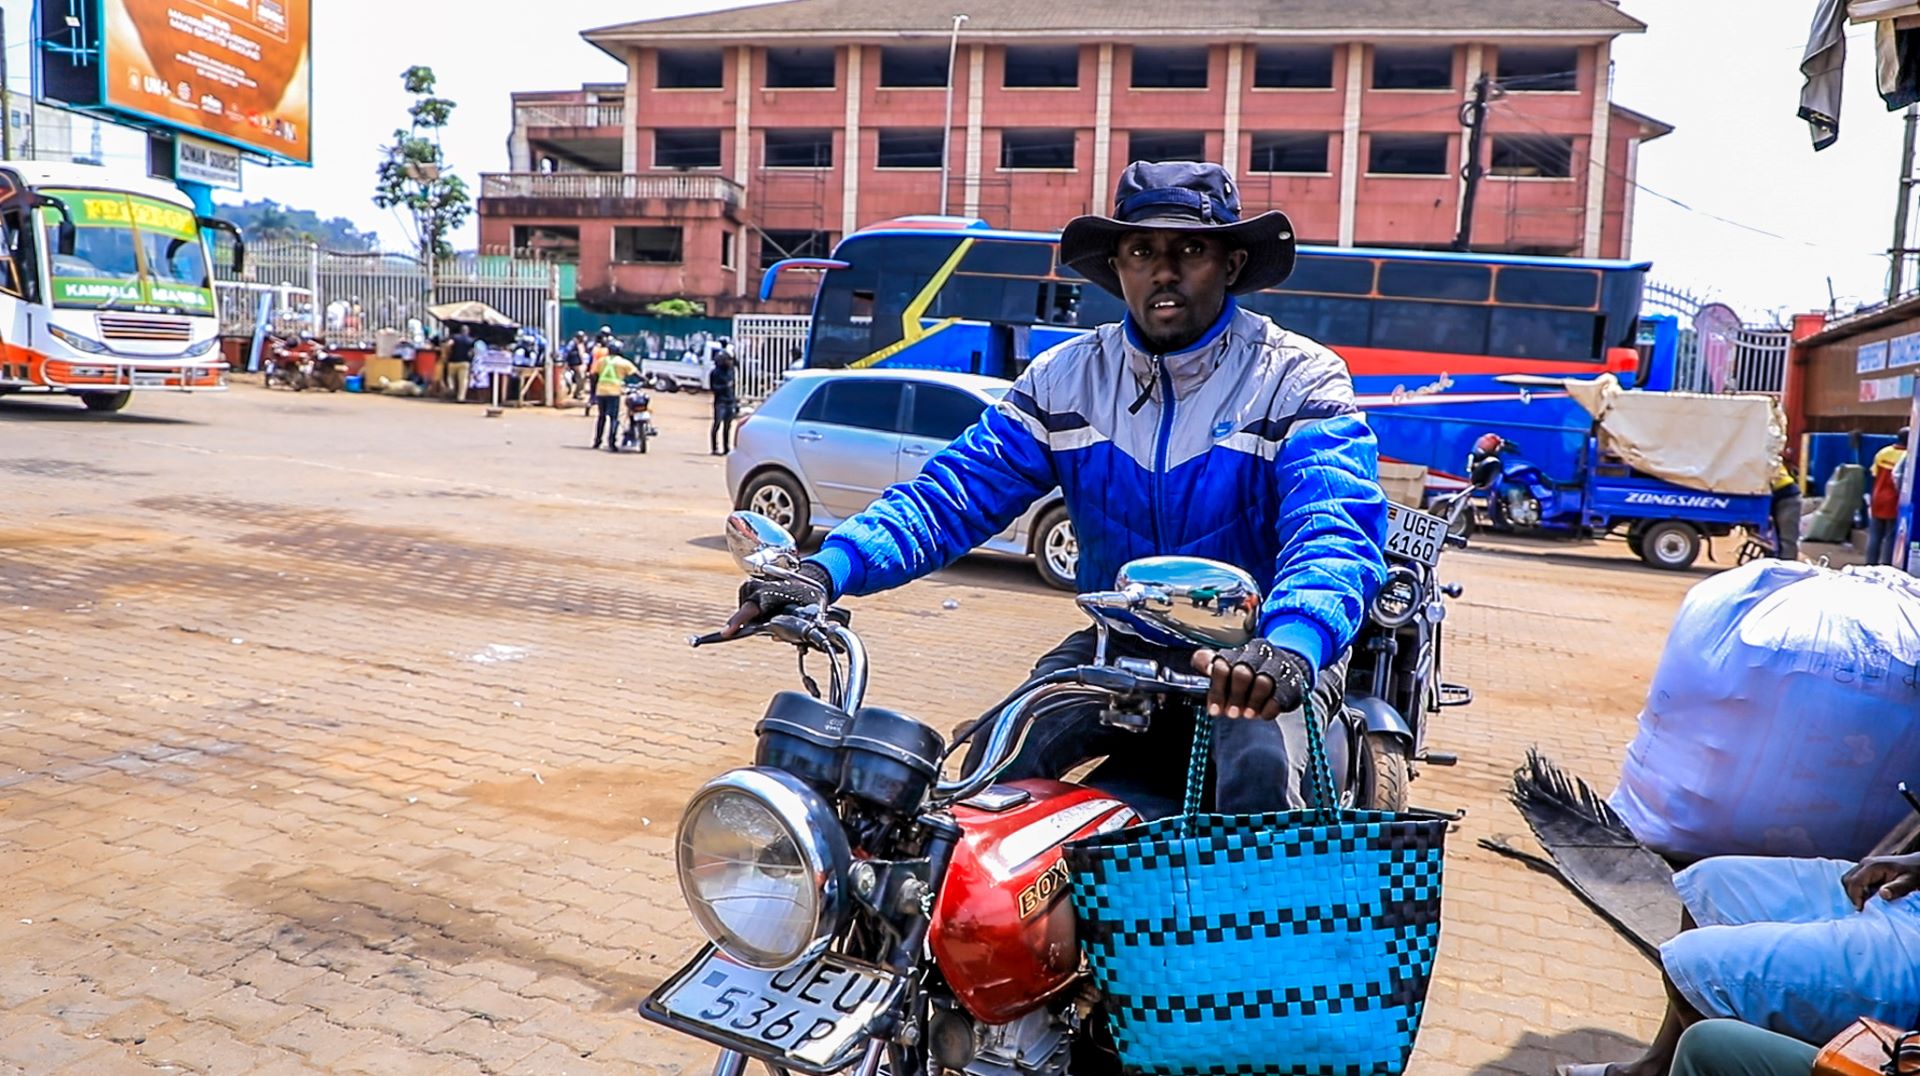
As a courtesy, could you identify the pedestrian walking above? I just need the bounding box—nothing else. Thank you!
[589,343,639,453]
[710,347,739,456]
[1865,426,1908,565]
[443,326,475,402]
[1770,461,1802,562]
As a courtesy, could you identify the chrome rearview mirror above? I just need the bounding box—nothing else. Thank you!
[1111,556,1263,649]
[725,511,800,579]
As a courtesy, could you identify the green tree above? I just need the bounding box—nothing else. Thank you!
[645,298,705,318]
[373,66,471,262]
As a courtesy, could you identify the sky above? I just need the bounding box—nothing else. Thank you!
[3,0,1905,321]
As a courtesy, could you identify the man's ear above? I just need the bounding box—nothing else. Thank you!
[1225,246,1250,287]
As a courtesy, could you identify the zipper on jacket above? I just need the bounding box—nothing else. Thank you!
[1151,358,1176,549]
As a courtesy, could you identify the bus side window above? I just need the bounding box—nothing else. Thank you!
[0,208,28,301]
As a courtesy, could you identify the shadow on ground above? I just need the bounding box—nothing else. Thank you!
[0,398,198,425]
[1471,1026,1647,1075]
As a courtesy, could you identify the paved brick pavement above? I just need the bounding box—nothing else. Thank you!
[0,382,1762,1073]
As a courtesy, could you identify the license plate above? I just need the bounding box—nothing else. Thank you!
[643,946,901,1074]
[131,372,170,388]
[1384,501,1448,567]
[636,410,651,421]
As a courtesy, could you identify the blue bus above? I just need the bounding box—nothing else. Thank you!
[762,216,1669,492]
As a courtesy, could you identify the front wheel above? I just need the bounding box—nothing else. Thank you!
[1032,505,1077,591]
[1364,732,1412,812]
[80,391,131,413]
[739,470,812,544]
[1638,520,1700,571]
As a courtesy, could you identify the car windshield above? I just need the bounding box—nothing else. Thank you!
[39,188,214,314]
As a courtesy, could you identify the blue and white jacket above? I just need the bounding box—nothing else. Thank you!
[809,299,1390,670]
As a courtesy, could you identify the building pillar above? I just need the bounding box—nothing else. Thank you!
[1092,45,1115,209]
[963,44,984,218]
[1583,42,1612,258]
[842,45,862,236]
[1222,44,1243,178]
[1338,43,1364,247]
[1620,136,1639,259]
[1459,44,1483,217]
[623,47,641,172]
[734,46,752,297]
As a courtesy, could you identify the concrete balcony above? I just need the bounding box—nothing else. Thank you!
[478,172,744,221]
[515,102,625,130]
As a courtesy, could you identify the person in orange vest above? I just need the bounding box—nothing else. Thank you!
[587,342,639,453]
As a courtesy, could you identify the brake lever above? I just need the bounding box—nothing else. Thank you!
[688,622,766,648]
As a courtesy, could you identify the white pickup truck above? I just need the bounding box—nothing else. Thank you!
[639,353,716,393]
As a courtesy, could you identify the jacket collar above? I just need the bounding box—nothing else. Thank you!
[1122,296,1239,399]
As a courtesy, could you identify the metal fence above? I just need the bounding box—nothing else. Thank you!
[1642,281,1789,396]
[733,314,811,401]
[214,281,316,339]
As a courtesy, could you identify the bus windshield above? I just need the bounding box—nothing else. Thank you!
[39,188,214,315]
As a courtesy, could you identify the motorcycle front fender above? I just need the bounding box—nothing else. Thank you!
[1346,693,1413,744]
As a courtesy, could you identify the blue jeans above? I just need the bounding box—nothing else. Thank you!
[1867,516,1897,566]
[1672,1021,1817,1076]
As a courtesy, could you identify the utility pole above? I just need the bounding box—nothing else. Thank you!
[1453,74,1491,252]
[938,13,968,217]
[1891,104,1918,300]
[0,12,13,162]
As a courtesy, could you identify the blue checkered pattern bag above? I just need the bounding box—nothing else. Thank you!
[1064,698,1446,1075]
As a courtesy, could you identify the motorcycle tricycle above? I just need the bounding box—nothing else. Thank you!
[642,512,1394,1075]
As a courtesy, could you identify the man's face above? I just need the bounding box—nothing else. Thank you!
[1111,230,1248,353]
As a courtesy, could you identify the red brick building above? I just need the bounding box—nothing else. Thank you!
[479,0,1669,316]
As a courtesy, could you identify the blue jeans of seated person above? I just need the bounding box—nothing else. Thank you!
[1671,1021,1817,1076]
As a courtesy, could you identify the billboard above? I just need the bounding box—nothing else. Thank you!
[99,0,311,164]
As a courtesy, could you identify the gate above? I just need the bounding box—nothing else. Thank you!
[733,314,811,401]
[1641,282,1789,396]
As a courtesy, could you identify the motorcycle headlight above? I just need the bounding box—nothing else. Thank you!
[1372,566,1423,628]
[676,767,850,970]
[49,325,110,354]
[182,336,218,358]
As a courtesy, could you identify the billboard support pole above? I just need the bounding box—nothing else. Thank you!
[1,16,12,161]
[177,179,215,218]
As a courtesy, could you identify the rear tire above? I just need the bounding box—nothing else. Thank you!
[1032,505,1077,591]
[739,470,812,544]
[1364,732,1413,812]
[80,391,131,413]
[1638,520,1700,571]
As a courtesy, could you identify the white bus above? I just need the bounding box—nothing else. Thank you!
[0,161,242,412]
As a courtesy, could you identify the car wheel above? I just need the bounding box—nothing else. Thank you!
[740,470,812,544]
[80,391,132,413]
[1638,520,1700,571]
[1032,506,1077,591]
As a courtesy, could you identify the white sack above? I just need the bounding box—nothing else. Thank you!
[1610,560,1920,860]
[1566,375,1785,495]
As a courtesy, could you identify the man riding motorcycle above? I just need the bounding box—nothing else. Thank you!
[726,161,1388,814]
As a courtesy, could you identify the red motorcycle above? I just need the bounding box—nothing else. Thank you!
[641,511,1287,1076]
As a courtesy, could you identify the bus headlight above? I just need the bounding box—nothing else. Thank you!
[181,336,218,358]
[48,325,110,355]
[676,768,849,970]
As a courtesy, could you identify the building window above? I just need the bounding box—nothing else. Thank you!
[653,128,723,169]
[613,226,683,264]
[1368,133,1450,174]
[760,229,834,271]
[1128,130,1204,162]
[510,224,580,262]
[721,231,735,270]
[1001,128,1076,170]
[1131,46,1209,89]
[658,48,724,89]
[1248,132,1330,173]
[1496,46,1579,92]
[1253,45,1335,89]
[876,128,944,169]
[1372,46,1454,90]
[764,128,835,168]
[1490,135,1575,177]
[880,45,949,88]
[1004,45,1079,88]
[766,46,836,89]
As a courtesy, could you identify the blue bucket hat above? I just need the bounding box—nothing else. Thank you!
[1059,161,1296,298]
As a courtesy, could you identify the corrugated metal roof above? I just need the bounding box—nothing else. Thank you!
[585,0,1646,43]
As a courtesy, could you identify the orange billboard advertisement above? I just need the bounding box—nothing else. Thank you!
[101,0,312,164]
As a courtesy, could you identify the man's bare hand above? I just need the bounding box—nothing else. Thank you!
[1842,852,1920,911]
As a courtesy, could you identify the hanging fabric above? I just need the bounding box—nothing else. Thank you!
[1804,0,1851,149]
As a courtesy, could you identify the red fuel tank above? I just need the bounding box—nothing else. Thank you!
[929,780,1138,1025]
